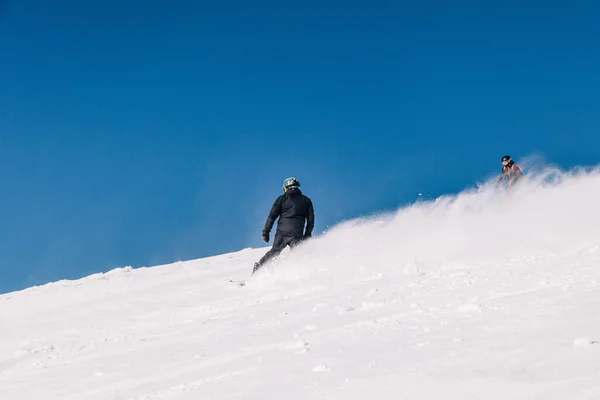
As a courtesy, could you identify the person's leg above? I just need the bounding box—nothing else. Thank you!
[288,236,303,249]
[253,235,287,273]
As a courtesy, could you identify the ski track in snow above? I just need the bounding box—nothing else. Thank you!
[1,167,600,399]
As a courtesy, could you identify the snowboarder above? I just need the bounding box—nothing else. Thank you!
[253,177,314,274]
[495,155,524,188]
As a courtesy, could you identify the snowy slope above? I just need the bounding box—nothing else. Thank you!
[2,166,600,400]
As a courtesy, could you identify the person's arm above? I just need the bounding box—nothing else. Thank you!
[262,197,282,241]
[515,165,523,176]
[495,168,507,187]
[304,198,315,237]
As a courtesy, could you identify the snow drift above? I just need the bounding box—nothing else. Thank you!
[1,163,600,400]
[253,164,600,287]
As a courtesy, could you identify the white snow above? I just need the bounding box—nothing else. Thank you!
[2,166,600,399]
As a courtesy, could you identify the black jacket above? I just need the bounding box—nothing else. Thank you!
[263,187,314,238]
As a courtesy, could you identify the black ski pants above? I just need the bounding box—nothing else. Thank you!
[255,235,303,271]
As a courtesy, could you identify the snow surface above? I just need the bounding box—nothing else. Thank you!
[2,166,600,399]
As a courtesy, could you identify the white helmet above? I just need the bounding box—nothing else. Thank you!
[283,177,300,192]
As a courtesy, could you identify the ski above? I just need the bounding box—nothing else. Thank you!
[229,279,246,286]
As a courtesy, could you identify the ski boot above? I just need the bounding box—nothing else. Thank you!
[252,262,261,275]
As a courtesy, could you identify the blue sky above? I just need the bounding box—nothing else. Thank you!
[1,1,599,293]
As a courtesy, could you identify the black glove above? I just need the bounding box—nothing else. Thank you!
[262,230,270,243]
[303,232,311,239]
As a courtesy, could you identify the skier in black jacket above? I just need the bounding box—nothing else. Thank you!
[253,177,314,274]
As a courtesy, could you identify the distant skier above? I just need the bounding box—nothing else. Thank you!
[253,177,314,274]
[495,155,524,188]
